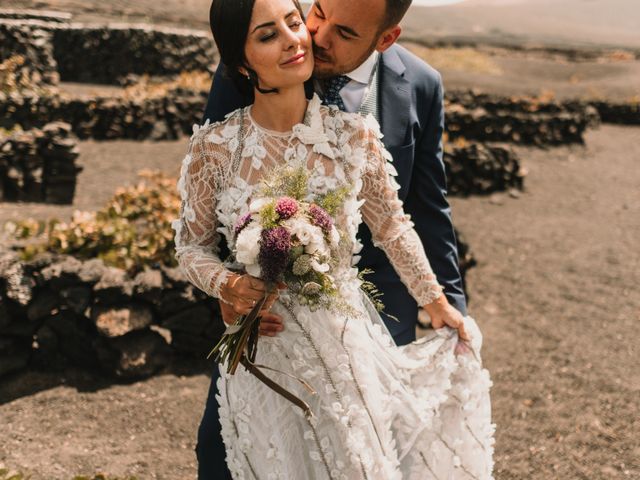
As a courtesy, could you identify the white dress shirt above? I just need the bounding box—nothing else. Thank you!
[333,51,380,113]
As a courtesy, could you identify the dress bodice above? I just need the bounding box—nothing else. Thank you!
[171,94,443,307]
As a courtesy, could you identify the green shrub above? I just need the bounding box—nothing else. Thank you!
[6,170,182,274]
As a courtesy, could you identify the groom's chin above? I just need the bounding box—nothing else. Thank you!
[312,62,336,80]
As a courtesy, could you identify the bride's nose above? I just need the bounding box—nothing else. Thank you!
[283,26,301,50]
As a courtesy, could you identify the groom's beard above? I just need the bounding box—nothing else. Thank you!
[311,40,378,79]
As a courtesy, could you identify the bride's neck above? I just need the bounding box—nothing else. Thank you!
[250,84,307,133]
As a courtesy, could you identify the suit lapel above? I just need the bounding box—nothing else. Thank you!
[380,46,411,148]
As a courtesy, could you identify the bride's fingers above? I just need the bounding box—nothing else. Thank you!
[443,314,462,330]
[259,314,284,336]
[457,321,470,341]
[244,275,269,294]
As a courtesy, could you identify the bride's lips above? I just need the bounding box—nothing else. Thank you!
[282,52,306,66]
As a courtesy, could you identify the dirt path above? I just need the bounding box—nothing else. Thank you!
[1,125,638,479]
[450,125,640,479]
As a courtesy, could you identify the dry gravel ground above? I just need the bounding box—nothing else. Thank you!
[3,0,640,51]
[1,1,639,478]
[1,125,639,479]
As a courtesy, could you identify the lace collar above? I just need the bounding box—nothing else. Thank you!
[292,94,335,159]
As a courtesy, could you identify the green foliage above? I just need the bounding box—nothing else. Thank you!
[358,268,387,314]
[259,202,279,229]
[0,467,28,480]
[316,185,350,217]
[260,164,309,201]
[5,170,180,274]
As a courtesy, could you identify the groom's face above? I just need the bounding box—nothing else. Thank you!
[306,0,388,79]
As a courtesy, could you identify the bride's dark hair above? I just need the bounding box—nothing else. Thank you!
[209,0,305,96]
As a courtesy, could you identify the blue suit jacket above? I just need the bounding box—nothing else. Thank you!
[202,44,467,343]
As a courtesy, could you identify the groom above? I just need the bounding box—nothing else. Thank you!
[197,0,467,477]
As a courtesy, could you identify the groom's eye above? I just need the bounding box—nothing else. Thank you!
[337,28,353,40]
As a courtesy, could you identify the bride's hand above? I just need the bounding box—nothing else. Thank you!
[219,273,285,336]
[423,294,469,341]
[219,299,284,336]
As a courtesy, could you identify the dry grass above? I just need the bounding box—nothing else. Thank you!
[400,42,503,75]
[121,70,211,99]
[0,467,137,480]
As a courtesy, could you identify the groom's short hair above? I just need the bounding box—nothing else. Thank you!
[383,0,413,28]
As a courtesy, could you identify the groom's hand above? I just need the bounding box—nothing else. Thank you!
[218,299,284,337]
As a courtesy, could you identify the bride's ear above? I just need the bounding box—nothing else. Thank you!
[238,65,250,80]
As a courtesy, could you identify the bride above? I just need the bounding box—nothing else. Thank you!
[172,0,494,478]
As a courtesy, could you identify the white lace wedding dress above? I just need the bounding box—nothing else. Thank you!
[172,94,494,479]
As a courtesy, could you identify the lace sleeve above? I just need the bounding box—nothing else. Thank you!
[171,127,232,299]
[354,116,444,306]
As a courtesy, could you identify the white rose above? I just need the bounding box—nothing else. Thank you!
[305,227,329,257]
[285,218,312,244]
[249,197,271,213]
[245,263,262,278]
[235,223,262,265]
[309,258,330,273]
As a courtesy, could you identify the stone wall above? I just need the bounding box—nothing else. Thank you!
[52,24,217,84]
[0,122,81,203]
[590,101,640,125]
[0,88,207,140]
[0,249,224,379]
[444,141,524,196]
[0,16,217,87]
[0,20,60,87]
[0,234,476,380]
[445,90,601,145]
[0,86,605,145]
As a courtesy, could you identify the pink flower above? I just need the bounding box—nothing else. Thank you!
[308,204,333,233]
[258,227,292,284]
[234,213,252,235]
[275,197,299,219]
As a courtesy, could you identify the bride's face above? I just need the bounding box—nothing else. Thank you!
[243,0,314,92]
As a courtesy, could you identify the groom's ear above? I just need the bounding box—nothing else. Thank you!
[375,25,402,53]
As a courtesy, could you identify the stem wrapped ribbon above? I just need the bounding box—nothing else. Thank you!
[207,287,272,375]
[207,288,317,418]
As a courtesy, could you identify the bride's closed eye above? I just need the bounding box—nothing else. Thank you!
[259,21,304,43]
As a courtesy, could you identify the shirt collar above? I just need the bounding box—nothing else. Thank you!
[345,51,379,85]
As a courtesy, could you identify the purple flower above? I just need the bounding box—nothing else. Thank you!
[275,196,299,219]
[258,226,291,284]
[308,204,333,234]
[234,213,252,235]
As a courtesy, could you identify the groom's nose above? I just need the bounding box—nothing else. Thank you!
[310,24,330,51]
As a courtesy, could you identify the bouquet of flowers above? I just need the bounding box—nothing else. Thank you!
[209,165,347,376]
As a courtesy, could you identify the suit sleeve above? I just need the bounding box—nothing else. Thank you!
[202,64,252,124]
[404,73,468,315]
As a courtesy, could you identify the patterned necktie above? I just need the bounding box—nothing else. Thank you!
[323,75,351,111]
